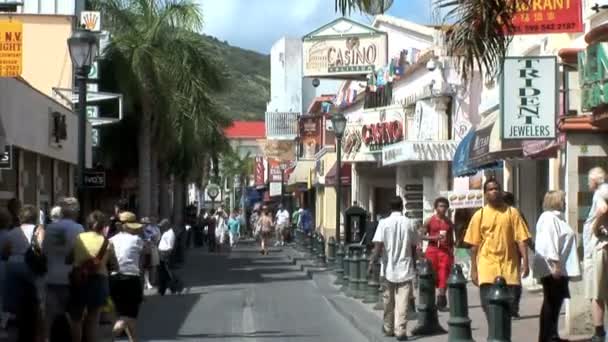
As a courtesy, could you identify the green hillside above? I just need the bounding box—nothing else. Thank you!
[199,34,270,121]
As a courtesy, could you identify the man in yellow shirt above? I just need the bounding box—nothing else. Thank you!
[464,178,531,323]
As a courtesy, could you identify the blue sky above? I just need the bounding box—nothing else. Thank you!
[196,0,433,54]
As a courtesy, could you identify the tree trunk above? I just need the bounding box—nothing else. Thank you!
[159,166,171,220]
[150,147,159,218]
[138,108,153,217]
[173,174,186,226]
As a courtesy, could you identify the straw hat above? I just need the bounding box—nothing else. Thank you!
[119,211,143,230]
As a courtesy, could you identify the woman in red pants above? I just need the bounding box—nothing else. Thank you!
[422,197,454,311]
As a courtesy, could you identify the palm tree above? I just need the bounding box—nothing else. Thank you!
[334,0,527,82]
[92,0,226,217]
[221,148,253,211]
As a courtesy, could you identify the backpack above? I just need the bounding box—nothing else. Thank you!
[69,237,109,288]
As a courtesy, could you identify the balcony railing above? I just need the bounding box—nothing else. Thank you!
[265,112,299,139]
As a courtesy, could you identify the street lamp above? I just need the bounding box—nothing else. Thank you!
[331,113,347,243]
[68,29,98,217]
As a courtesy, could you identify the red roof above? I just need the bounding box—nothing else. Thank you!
[224,121,266,139]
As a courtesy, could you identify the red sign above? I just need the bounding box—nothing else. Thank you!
[254,157,265,187]
[267,159,293,184]
[361,120,403,149]
[509,0,583,35]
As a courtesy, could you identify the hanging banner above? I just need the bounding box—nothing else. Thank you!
[501,56,557,140]
[254,157,265,187]
[259,139,296,161]
[509,0,583,35]
[0,21,22,78]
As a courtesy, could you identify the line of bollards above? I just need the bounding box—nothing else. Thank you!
[296,236,512,342]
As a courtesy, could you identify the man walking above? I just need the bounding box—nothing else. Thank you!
[584,167,608,342]
[274,204,290,247]
[464,178,530,326]
[369,197,419,341]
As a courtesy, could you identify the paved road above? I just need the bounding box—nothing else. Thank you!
[129,241,368,342]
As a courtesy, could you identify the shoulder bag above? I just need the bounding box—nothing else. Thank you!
[25,225,47,276]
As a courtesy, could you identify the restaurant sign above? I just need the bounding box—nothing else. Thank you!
[509,0,583,35]
[303,17,387,78]
[501,56,557,140]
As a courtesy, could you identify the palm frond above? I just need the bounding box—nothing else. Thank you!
[335,0,373,15]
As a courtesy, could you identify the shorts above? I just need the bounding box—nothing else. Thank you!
[425,246,453,290]
[277,223,287,232]
[584,246,608,300]
[110,274,143,318]
[69,274,109,320]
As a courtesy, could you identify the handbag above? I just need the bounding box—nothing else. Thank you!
[24,225,47,276]
[69,237,109,288]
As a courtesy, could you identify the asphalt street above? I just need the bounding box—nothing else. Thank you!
[128,240,369,342]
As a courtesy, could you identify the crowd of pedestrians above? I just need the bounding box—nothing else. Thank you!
[0,197,184,342]
[362,166,608,341]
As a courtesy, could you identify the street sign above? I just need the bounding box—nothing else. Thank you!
[89,61,99,80]
[0,145,11,170]
[87,106,99,119]
[91,128,99,147]
[0,21,22,78]
[206,183,220,199]
[83,170,105,188]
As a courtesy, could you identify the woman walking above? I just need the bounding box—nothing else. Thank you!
[533,190,581,342]
[258,207,274,255]
[69,210,118,342]
[1,205,45,342]
[109,212,146,342]
[228,210,241,248]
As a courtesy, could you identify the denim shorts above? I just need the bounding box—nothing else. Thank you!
[69,274,109,320]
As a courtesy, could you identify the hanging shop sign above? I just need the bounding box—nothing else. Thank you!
[254,157,265,187]
[509,0,583,35]
[469,124,492,160]
[303,17,387,78]
[259,139,296,161]
[579,43,608,113]
[342,106,405,162]
[441,190,484,209]
[382,141,457,166]
[501,56,557,140]
[83,170,105,189]
[269,182,282,197]
[300,116,322,159]
[403,184,423,220]
[0,21,22,78]
[0,145,11,170]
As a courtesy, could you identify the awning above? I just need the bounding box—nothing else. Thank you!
[287,160,314,186]
[325,162,351,186]
[468,110,523,169]
[453,130,488,177]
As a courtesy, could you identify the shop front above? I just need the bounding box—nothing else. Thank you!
[0,77,91,210]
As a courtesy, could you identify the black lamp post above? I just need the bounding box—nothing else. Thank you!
[279,161,289,206]
[68,29,98,217]
[331,113,347,243]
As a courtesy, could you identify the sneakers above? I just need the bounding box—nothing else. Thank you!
[274,241,281,247]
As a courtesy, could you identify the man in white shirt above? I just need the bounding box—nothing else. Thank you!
[274,204,290,247]
[157,219,178,295]
[369,197,419,341]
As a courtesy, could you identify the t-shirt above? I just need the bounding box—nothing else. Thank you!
[426,215,454,252]
[276,210,290,226]
[42,219,84,285]
[228,218,240,234]
[73,231,113,276]
[110,232,144,276]
[372,212,419,283]
[464,204,531,285]
[533,210,581,279]
[158,229,175,252]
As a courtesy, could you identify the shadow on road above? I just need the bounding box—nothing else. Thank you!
[178,330,320,339]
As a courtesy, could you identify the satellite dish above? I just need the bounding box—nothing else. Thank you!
[363,0,394,15]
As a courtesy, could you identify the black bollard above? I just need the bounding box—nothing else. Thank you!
[355,248,368,299]
[341,245,351,292]
[488,277,512,342]
[307,232,314,257]
[327,237,336,268]
[364,259,380,303]
[311,232,318,259]
[447,264,474,342]
[295,229,302,251]
[334,243,345,285]
[411,258,447,336]
[348,245,361,298]
[317,234,326,267]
